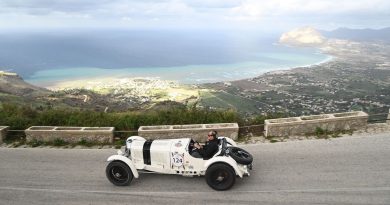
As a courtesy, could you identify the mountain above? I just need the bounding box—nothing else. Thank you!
[279,27,326,47]
[0,71,50,96]
[320,27,390,42]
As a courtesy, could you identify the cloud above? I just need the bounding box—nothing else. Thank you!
[229,0,390,20]
[0,0,388,29]
[0,0,106,13]
[184,0,241,9]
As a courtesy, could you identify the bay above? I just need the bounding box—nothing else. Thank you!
[0,29,329,86]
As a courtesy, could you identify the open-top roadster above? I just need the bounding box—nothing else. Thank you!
[106,136,253,190]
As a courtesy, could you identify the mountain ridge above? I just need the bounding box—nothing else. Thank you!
[320,27,390,42]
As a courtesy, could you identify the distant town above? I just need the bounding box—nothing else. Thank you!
[201,36,390,117]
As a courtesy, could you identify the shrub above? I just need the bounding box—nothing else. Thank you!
[315,127,330,139]
[78,138,92,147]
[53,138,67,146]
[0,103,241,131]
[28,139,44,147]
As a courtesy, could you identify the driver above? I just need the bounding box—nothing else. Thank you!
[191,131,219,160]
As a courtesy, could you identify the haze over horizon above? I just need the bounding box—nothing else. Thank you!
[1,0,389,85]
[0,0,389,31]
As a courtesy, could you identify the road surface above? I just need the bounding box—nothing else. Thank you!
[0,133,389,204]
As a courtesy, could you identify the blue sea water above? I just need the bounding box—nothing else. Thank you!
[0,29,329,86]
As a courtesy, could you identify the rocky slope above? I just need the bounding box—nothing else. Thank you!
[0,71,50,96]
[279,27,326,47]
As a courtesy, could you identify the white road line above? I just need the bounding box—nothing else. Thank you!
[0,186,389,195]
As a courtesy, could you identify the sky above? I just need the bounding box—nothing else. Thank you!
[0,0,389,31]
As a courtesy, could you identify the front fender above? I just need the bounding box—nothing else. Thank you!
[204,156,243,178]
[107,155,139,178]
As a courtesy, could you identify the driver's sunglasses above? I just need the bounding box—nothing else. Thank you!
[208,135,213,137]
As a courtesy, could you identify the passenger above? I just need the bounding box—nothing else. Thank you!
[191,131,219,160]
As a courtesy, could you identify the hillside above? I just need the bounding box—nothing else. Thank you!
[0,71,50,96]
[0,71,189,112]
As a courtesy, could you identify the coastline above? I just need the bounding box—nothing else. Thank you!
[298,55,334,68]
[252,53,334,77]
[26,51,333,90]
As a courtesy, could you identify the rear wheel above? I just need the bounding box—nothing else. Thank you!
[205,163,236,191]
[106,161,133,186]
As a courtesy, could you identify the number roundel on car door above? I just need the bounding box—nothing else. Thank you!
[171,152,184,167]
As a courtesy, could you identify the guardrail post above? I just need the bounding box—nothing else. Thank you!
[387,108,390,125]
[0,126,9,144]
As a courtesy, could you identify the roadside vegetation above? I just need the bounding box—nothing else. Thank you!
[313,127,353,139]
[0,103,359,147]
[0,103,282,146]
[0,103,241,131]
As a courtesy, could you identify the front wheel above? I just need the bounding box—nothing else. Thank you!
[205,163,236,191]
[106,161,133,186]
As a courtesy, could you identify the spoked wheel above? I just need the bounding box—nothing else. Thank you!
[228,147,253,165]
[106,161,133,186]
[206,163,236,191]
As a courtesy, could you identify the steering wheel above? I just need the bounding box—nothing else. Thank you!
[189,139,200,152]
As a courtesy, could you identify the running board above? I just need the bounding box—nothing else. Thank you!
[138,170,157,174]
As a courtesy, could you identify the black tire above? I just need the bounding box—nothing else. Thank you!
[106,161,133,186]
[228,147,253,165]
[205,163,236,191]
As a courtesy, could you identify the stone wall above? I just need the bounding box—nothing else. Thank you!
[0,126,9,144]
[138,123,239,142]
[264,111,368,137]
[25,126,114,143]
[387,109,390,125]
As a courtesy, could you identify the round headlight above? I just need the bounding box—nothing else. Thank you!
[124,146,131,156]
[126,139,132,149]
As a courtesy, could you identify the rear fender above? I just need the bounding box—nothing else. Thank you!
[107,155,139,178]
[204,156,243,178]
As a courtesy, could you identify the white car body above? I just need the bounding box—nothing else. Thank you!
[106,136,252,190]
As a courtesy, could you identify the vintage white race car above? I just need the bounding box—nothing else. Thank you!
[106,136,253,190]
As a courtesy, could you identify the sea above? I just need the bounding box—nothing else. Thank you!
[0,29,330,86]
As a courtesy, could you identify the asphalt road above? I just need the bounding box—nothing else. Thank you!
[0,133,389,205]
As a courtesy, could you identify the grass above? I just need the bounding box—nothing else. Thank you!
[331,133,342,138]
[199,90,259,113]
[77,138,94,147]
[53,138,67,146]
[315,127,329,139]
[314,127,354,139]
[21,138,114,148]
[264,135,281,143]
[114,139,125,149]
[28,139,45,147]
